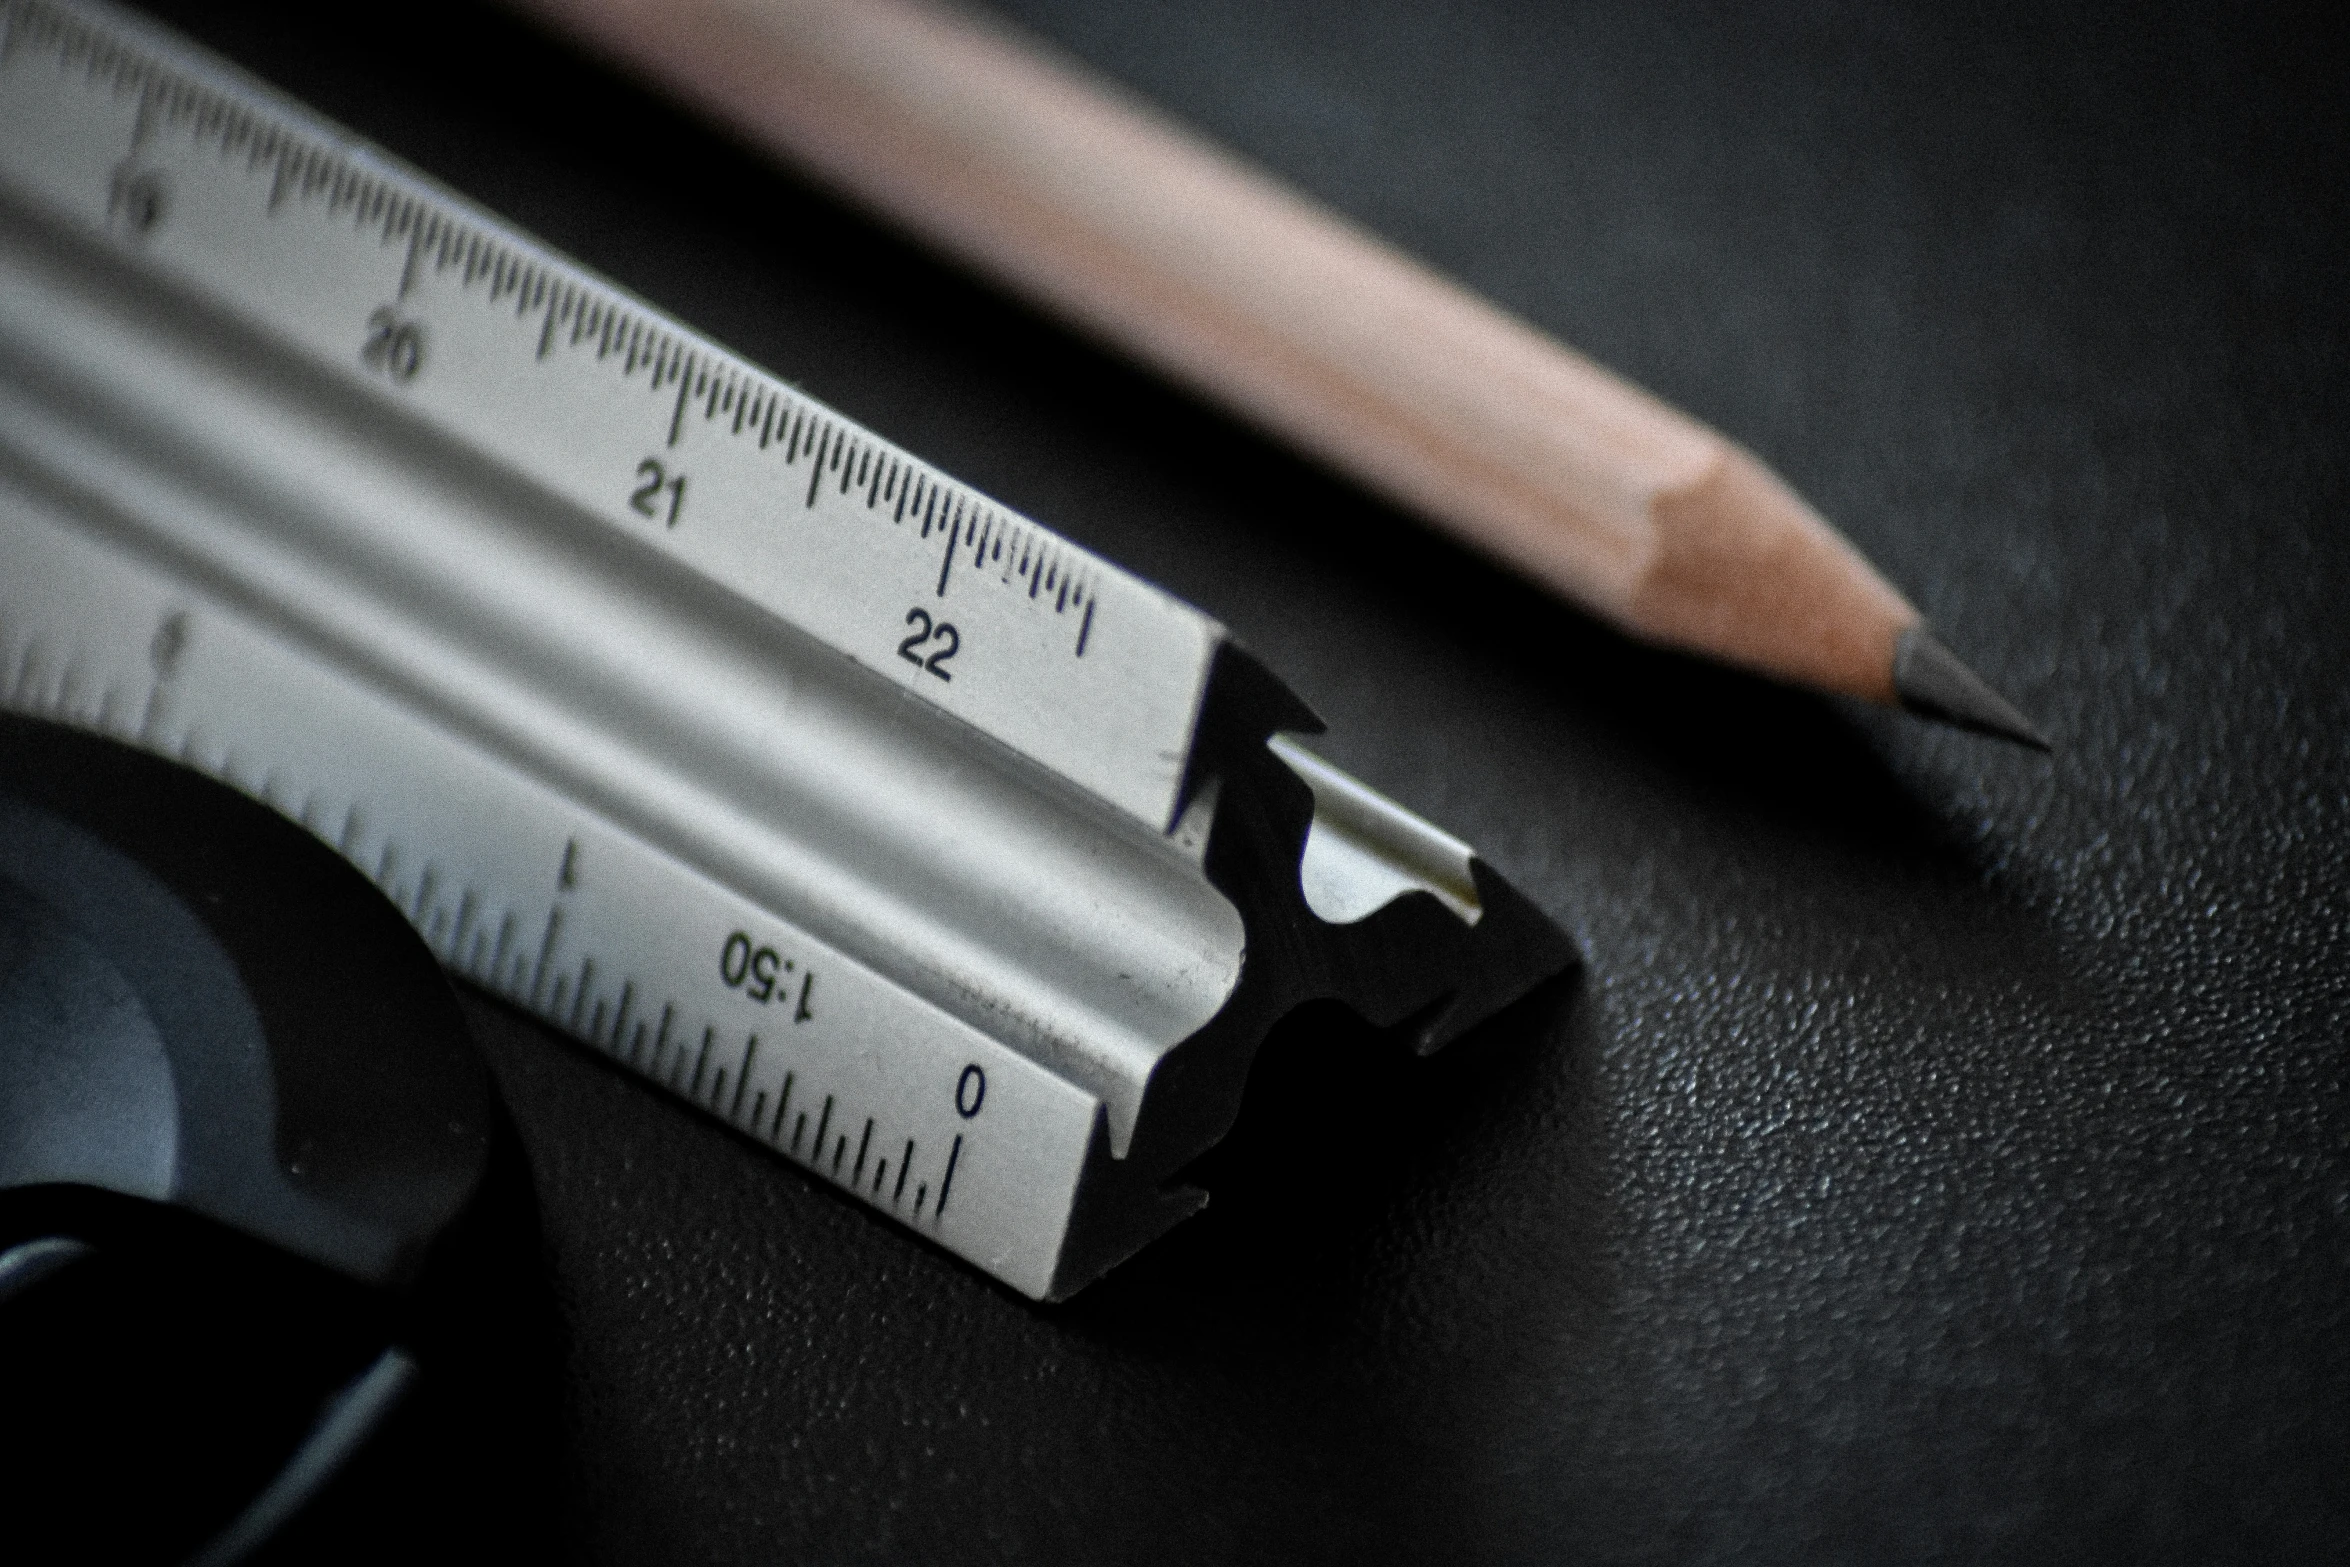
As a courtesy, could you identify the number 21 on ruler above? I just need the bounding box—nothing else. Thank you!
[631,456,687,527]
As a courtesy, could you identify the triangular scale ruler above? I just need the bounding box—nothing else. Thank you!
[0,0,1570,1298]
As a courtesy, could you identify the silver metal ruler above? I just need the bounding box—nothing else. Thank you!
[0,0,1569,1298]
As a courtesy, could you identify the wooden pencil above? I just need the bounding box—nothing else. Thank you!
[516,0,2044,744]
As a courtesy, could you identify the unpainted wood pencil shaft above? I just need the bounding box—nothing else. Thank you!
[522,0,1925,704]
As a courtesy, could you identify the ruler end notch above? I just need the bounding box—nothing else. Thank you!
[1039,673,1576,1299]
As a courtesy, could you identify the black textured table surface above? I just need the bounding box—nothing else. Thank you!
[136,1,2348,1560]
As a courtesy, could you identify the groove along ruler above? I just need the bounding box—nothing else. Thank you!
[0,0,1570,1299]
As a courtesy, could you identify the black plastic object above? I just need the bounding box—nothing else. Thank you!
[0,714,544,1564]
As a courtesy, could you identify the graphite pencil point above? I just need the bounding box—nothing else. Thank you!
[1892,627,2051,750]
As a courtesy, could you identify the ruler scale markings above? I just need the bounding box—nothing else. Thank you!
[804,429,829,506]
[937,1134,963,1220]
[731,1034,756,1122]
[770,1070,793,1142]
[648,1003,674,1079]
[667,364,691,447]
[608,979,634,1054]
[529,904,562,1008]
[570,957,596,1034]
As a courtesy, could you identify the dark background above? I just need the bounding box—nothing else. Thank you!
[132,0,2348,1560]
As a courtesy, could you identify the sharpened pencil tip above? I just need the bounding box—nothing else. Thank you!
[1892,627,2051,750]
